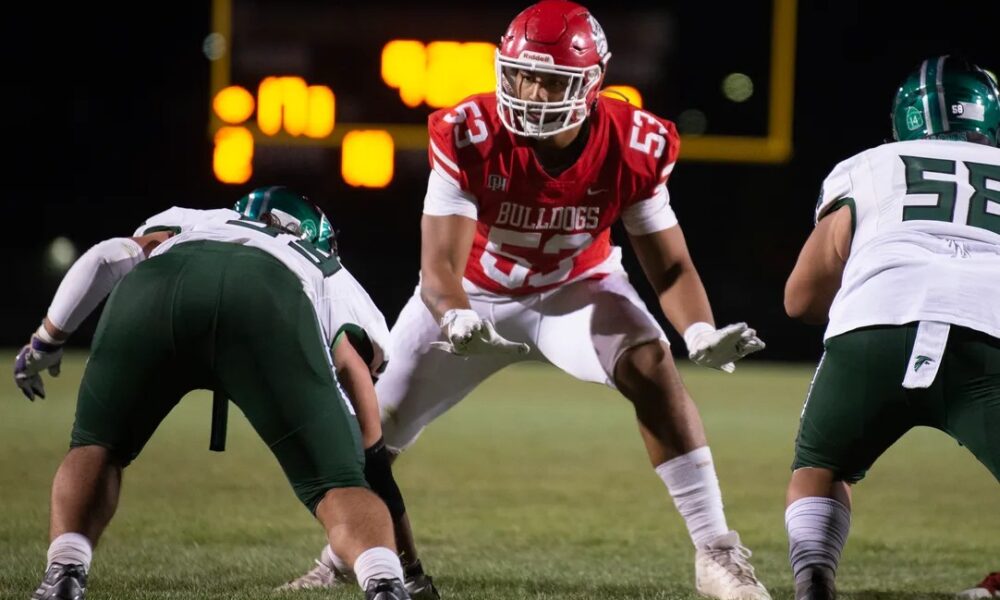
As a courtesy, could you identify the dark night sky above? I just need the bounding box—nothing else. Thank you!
[1,1,998,359]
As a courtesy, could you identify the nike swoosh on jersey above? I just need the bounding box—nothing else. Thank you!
[586,187,607,195]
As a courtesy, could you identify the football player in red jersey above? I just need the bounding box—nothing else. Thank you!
[284,2,769,599]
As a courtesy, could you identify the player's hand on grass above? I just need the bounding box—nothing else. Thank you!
[431,308,529,356]
[14,333,64,401]
[683,322,764,373]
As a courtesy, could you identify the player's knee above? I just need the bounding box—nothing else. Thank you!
[69,437,137,469]
[364,437,407,520]
[614,341,670,391]
[295,469,369,515]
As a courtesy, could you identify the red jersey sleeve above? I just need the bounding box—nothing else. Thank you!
[426,94,495,192]
[613,105,680,209]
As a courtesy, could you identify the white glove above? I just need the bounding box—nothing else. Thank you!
[14,331,64,401]
[683,321,765,373]
[430,308,529,356]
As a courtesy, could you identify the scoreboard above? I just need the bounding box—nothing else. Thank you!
[207,0,797,186]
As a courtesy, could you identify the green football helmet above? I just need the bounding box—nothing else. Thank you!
[233,186,336,252]
[891,55,1000,146]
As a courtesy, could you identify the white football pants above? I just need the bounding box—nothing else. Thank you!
[378,272,667,451]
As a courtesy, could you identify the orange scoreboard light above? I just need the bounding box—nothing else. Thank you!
[207,0,796,186]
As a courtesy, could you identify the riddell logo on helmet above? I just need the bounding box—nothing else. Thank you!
[519,51,554,64]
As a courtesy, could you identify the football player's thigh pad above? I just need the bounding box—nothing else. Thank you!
[535,273,667,387]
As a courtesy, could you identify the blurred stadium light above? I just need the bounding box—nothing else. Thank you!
[213,85,255,124]
[46,237,77,272]
[213,126,254,183]
[721,73,754,103]
[342,130,394,188]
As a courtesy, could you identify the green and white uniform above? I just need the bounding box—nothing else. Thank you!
[136,206,389,371]
[795,140,1000,483]
[817,140,1000,343]
[73,207,389,511]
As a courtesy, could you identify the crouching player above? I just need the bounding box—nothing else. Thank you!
[14,187,411,600]
[783,57,1000,600]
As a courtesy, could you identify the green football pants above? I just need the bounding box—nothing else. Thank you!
[793,323,1000,483]
[72,240,365,512]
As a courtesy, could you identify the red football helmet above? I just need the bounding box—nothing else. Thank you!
[495,1,611,138]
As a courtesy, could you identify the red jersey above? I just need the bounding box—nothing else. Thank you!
[427,92,679,295]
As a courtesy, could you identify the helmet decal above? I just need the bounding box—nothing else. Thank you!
[952,101,985,122]
[905,106,924,132]
[587,14,609,62]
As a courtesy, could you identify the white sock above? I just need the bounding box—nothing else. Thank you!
[655,446,729,548]
[321,544,353,575]
[353,546,403,590]
[47,533,92,572]
[785,496,851,580]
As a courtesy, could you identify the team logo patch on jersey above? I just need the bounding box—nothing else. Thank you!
[905,106,924,131]
[913,355,933,371]
[487,174,508,192]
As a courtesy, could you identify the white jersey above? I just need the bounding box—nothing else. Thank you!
[816,140,1000,340]
[134,207,390,376]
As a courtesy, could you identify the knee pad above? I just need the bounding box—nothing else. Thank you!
[364,437,407,520]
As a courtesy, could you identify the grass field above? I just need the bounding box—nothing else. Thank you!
[1,353,996,599]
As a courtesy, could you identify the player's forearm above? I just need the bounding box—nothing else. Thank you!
[629,227,714,335]
[784,275,838,324]
[336,365,383,448]
[332,339,383,448]
[785,207,849,323]
[419,269,471,323]
[41,318,69,343]
[45,237,145,334]
[656,262,715,335]
[419,214,475,323]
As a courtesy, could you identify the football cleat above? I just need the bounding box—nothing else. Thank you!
[405,572,441,600]
[274,558,354,591]
[32,563,87,600]
[365,577,411,600]
[793,566,836,600]
[957,572,1000,599]
[695,531,771,600]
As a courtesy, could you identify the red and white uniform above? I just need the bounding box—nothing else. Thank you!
[426,92,680,295]
[379,94,683,450]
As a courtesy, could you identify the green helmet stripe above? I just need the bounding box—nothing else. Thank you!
[934,55,950,132]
